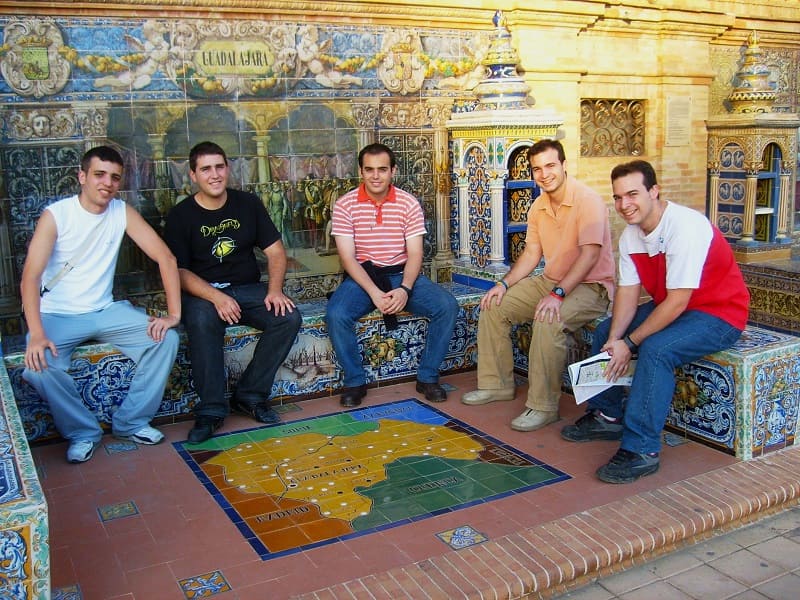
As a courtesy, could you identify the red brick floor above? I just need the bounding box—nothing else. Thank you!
[38,371,800,599]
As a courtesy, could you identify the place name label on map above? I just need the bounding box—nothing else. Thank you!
[256,505,311,523]
[485,446,529,466]
[407,476,460,494]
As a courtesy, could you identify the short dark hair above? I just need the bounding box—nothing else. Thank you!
[189,141,228,172]
[527,139,566,163]
[80,146,123,173]
[610,160,658,190]
[358,143,396,169]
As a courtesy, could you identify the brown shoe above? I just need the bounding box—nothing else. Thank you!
[340,385,367,407]
[416,381,447,402]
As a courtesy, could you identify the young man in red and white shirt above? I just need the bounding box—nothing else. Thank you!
[326,143,458,407]
[561,160,749,483]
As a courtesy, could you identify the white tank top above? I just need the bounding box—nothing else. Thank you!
[40,195,127,314]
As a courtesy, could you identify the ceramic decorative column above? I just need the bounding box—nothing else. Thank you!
[705,31,799,262]
[446,11,562,271]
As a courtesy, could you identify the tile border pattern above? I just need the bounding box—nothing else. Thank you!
[293,445,800,599]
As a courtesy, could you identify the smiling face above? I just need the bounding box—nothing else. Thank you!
[190,153,229,205]
[529,147,567,195]
[612,171,662,234]
[77,157,123,214]
[359,151,396,202]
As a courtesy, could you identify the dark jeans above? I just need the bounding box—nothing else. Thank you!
[588,302,743,454]
[325,274,459,387]
[182,282,302,418]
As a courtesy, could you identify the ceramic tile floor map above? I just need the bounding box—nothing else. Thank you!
[174,398,570,559]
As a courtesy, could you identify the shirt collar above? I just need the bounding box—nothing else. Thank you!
[357,183,397,205]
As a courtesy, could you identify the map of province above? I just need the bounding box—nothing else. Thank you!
[175,398,570,559]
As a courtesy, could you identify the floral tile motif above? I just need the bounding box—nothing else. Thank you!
[104,440,138,455]
[436,525,488,550]
[97,500,139,522]
[177,570,232,599]
[52,584,82,600]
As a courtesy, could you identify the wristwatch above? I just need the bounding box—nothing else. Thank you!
[551,286,566,299]
[623,334,639,354]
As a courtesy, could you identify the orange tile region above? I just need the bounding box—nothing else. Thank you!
[173,398,570,560]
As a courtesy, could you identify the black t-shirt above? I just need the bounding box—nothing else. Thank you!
[164,188,280,286]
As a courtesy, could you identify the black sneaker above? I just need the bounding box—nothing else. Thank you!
[187,416,223,443]
[560,410,623,442]
[596,448,660,484]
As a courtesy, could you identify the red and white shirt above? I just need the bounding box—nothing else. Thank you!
[331,184,426,266]
[618,201,749,329]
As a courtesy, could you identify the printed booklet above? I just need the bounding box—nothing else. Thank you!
[568,351,636,404]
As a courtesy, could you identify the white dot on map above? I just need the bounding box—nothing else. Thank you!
[239,484,247,489]
[319,456,325,459]
[307,486,314,490]
[401,442,407,446]
[340,502,347,506]
[382,455,388,459]
[387,449,393,453]
[321,487,328,491]
[235,448,242,452]
[274,440,282,443]
[393,433,399,437]
[286,468,293,472]
[367,445,374,449]
[360,512,368,516]
[311,498,318,503]
[352,471,359,475]
[323,511,331,515]
[423,452,429,456]
[246,460,253,464]
[246,444,253,448]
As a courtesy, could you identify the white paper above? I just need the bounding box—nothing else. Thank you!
[568,351,636,404]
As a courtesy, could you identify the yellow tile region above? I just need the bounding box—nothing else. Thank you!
[205,419,485,522]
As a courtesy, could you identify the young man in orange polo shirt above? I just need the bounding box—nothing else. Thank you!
[462,139,615,432]
[326,143,459,407]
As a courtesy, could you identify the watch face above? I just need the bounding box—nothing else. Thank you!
[553,286,566,298]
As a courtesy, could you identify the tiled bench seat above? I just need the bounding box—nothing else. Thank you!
[0,345,49,598]
[4,283,484,443]
[511,321,800,460]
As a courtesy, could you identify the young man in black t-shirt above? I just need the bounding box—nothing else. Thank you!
[165,141,301,443]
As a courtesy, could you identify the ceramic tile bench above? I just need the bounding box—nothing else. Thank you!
[4,283,484,443]
[0,347,50,598]
[512,321,800,460]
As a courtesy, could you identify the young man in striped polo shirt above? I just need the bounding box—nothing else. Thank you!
[326,143,459,407]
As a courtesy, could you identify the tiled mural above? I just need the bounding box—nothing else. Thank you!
[0,15,493,340]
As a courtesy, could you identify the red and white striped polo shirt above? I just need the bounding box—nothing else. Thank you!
[331,183,426,266]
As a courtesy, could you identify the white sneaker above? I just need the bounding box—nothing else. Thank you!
[510,409,559,432]
[115,425,164,445]
[67,440,97,464]
[461,388,515,405]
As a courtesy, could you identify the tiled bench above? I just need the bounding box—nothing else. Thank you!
[4,283,484,443]
[0,343,50,598]
[512,321,800,460]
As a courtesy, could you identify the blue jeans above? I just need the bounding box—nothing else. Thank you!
[588,302,743,454]
[182,282,302,418]
[23,301,179,442]
[325,274,459,387]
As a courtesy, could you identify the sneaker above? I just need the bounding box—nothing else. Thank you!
[510,408,559,432]
[115,425,165,445]
[596,448,660,484]
[66,439,97,464]
[461,388,515,405]
[560,410,623,443]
